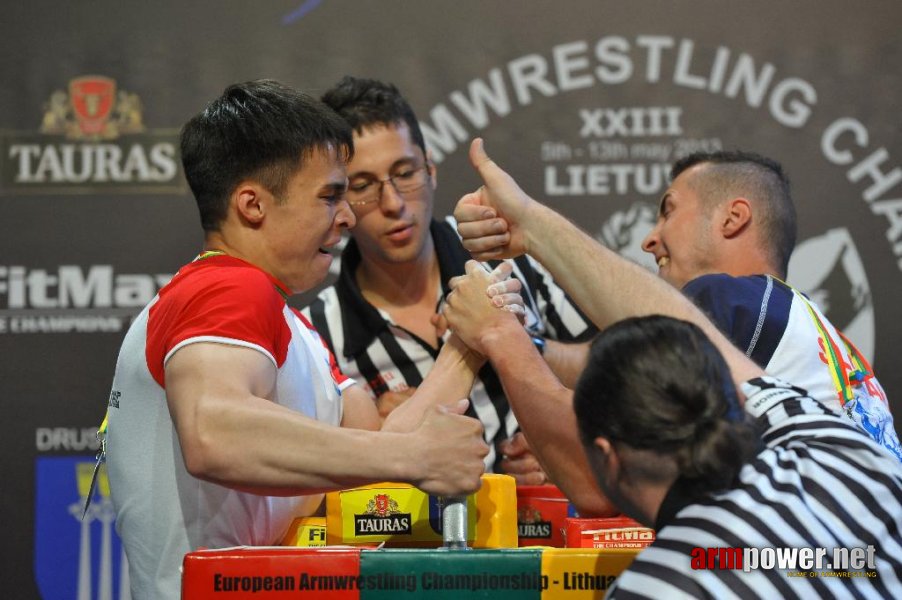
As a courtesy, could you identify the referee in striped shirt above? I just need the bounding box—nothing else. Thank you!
[574,317,902,598]
[303,76,597,481]
[444,140,902,598]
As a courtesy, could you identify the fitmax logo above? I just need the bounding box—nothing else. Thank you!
[0,265,170,309]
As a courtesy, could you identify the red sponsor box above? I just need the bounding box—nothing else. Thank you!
[565,516,656,549]
[181,546,363,599]
[516,484,574,547]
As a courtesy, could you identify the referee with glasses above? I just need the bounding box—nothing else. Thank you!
[303,76,600,496]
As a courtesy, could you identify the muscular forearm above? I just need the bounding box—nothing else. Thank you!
[180,390,422,495]
[483,319,616,516]
[542,339,590,389]
[382,334,483,432]
[166,343,486,498]
[340,385,382,430]
[521,202,762,388]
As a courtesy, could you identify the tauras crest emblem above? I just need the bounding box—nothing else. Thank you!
[364,493,400,517]
[40,76,144,141]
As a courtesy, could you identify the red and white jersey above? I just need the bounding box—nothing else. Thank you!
[105,255,353,599]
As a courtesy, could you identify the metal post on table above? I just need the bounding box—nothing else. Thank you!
[441,496,469,550]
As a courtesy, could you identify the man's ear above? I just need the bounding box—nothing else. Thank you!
[234,182,266,225]
[593,436,619,477]
[721,197,752,238]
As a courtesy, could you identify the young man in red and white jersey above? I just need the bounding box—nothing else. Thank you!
[104,80,489,600]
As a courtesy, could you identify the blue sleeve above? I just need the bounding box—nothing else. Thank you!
[682,274,791,368]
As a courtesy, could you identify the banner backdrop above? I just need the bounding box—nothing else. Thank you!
[2,1,900,597]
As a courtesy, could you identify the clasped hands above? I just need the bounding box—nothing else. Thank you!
[439,260,524,356]
[437,260,549,485]
[434,138,551,485]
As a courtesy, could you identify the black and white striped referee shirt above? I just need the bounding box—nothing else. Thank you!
[302,219,597,472]
[608,377,902,599]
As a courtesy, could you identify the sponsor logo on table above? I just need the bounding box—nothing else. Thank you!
[353,493,413,535]
[589,526,655,549]
[517,505,553,539]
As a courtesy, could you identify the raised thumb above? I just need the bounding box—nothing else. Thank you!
[468,138,493,174]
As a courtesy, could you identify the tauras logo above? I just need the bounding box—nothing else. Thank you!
[518,521,553,538]
[354,514,412,535]
[1,75,183,194]
[7,142,178,185]
[354,493,413,536]
[517,504,553,538]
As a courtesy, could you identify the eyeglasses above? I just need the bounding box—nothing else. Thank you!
[346,165,430,207]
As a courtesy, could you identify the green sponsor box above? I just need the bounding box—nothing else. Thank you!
[360,548,543,599]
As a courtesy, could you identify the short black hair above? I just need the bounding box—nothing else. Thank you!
[180,79,353,232]
[321,75,427,156]
[574,316,757,497]
[671,151,796,278]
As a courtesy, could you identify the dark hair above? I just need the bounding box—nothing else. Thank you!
[671,151,796,278]
[180,79,353,232]
[574,316,757,497]
[321,75,427,156]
